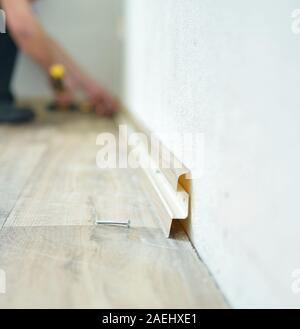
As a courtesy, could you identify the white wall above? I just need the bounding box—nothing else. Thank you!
[13,0,122,98]
[124,0,300,308]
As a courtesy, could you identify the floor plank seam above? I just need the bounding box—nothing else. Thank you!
[0,144,49,230]
[181,223,231,308]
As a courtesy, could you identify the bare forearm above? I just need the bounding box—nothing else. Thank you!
[46,36,89,89]
[3,0,88,89]
[1,0,116,115]
[14,21,54,70]
[2,0,54,70]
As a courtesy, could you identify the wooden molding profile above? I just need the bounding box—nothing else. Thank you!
[18,98,191,237]
[116,107,190,237]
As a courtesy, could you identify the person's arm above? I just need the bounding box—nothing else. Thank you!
[2,0,54,69]
[2,0,116,114]
[46,35,116,114]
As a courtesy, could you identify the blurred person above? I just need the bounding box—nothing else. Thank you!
[0,0,116,123]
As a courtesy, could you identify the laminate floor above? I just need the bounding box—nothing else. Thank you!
[0,104,227,308]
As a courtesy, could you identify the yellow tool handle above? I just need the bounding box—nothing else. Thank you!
[49,64,66,93]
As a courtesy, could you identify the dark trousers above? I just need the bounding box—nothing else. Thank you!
[0,29,18,102]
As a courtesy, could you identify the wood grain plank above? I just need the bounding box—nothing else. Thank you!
[0,138,46,229]
[0,103,227,309]
[0,225,227,309]
[4,111,158,229]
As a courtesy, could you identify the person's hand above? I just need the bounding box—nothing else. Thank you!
[82,78,117,116]
[54,88,75,107]
[49,73,76,108]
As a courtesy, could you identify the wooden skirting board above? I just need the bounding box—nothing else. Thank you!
[115,107,190,237]
[12,98,191,236]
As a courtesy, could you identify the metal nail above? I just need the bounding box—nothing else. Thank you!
[95,220,131,228]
